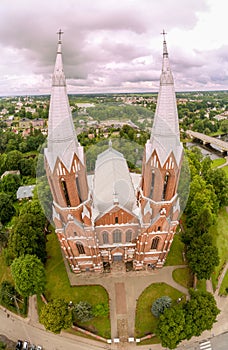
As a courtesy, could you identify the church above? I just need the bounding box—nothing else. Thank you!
[44,31,183,273]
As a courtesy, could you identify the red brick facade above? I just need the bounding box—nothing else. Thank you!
[45,35,183,274]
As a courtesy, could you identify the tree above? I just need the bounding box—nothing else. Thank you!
[186,234,219,280]
[40,298,73,333]
[151,296,172,318]
[8,213,46,262]
[11,254,46,297]
[5,150,22,171]
[0,174,21,199]
[0,192,15,225]
[73,301,93,323]
[157,306,186,349]
[184,289,220,339]
[19,198,46,229]
[0,281,18,308]
[207,168,228,207]
[220,119,228,133]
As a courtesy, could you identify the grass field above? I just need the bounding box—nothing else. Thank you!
[196,279,207,292]
[164,233,185,266]
[43,233,111,338]
[172,267,193,289]
[211,158,226,168]
[219,270,228,295]
[222,165,228,177]
[135,282,185,343]
[0,255,13,284]
[209,208,228,290]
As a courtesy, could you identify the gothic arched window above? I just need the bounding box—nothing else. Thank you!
[162,173,169,201]
[76,176,82,203]
[125,229,132,242]
[150,172,155,199]
[76,242,85,255]
[61,179,71,206]
[151,236,160,250]
[102,231,109,244]
[113,229,122,243]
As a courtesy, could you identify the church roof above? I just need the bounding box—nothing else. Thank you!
[93,143,136,214]
[148,34,183,166]
[45,31,82,171]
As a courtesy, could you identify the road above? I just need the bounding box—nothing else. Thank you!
[0,307,109,350]
[178,332,228,350]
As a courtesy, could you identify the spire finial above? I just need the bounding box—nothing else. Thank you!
[161,29,167,41]
[57,29,64,42]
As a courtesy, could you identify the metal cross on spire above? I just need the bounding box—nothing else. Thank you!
[161,29,167,41]
[57,29,64,42]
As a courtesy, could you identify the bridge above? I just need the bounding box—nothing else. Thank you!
[187,130,228,154]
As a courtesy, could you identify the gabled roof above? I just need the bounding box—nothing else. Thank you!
[93,144,136,214]
[17,185,35,200]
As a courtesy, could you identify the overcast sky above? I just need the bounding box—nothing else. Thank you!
[0,0,227,96]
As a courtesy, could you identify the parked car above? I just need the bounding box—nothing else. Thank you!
[29,345,36,350]
[36,346,43,350]
[16,340,23,350]
[22,341,28,350]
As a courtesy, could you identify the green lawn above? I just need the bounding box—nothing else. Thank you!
[209,208,228,290]
[211,158,226,168]
[43,233,111,338]
[0,255,13,284]
[196,279,207,292]
[135,282,185,342]
[164,233,185,266]
[172,267,193,289]
[222,165,228,177]
[219,270,228,295]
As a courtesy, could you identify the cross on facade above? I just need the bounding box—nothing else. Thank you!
[57,29,64,42]
[161,29,167,41]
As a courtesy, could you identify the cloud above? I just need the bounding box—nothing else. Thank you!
[0,0,227,94]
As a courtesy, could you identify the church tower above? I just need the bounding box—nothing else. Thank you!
[136,32,183,269]
[45,31,102,273]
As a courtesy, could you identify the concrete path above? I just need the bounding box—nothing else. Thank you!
[215,261,228,296]
[28,295,39,324]
[218,156,228,168]
[16,261,228,350]
[68,264,188,339]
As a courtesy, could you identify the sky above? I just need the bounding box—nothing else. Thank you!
[0,0,227,96]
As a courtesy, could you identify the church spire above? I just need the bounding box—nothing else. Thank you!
[46,30,81,171]
[149,31,182,166]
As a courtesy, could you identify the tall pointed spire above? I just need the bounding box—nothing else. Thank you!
[149,31,182,166]
[46,30,81,171]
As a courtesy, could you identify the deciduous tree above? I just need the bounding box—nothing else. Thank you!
[40,298,73,333]
[8,213,46,262]
[0,192,15,225]
[11,254,46,297]
[157,306,186,349]
[184,289,220,339]
[186,234,219,280]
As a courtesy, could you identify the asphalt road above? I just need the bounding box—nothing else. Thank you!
[0,307,109,350]
[211,332,228,350]
[178,332,228,350]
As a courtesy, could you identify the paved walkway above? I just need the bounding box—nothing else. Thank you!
[26,261,228,350]
[68,264,188,339]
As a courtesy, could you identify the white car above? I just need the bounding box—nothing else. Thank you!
[22,341,28,350]
[36,346,43,350]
